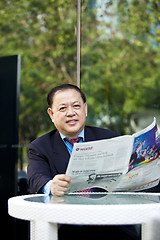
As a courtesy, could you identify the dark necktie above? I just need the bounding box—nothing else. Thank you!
[64,137,82,146]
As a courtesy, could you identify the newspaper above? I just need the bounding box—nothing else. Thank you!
[66,118,160,194]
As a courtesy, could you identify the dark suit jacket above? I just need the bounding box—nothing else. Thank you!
[27,126,140,240]
[27,126,117,193]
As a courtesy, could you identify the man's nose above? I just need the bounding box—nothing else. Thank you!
[66,106,76,116]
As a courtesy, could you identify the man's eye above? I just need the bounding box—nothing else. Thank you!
[74,104,80,109]
[59,107,66,112]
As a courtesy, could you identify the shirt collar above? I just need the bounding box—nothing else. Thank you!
[59,128,85,141]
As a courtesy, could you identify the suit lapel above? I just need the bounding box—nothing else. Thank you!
[51,131,70,174]
[85,126,96,142]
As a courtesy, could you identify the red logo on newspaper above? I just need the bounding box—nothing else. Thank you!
[76,146,93,151]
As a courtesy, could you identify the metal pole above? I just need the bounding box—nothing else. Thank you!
[77,0,81,87]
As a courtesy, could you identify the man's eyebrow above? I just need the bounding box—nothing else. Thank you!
[58,101,81,106]
[57,101,82,108]
[73,101,81,104]
[58,103,66,107]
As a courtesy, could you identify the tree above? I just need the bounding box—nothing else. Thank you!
[81,0,160,134]
[0,0,77,143]
[1,0,160,142]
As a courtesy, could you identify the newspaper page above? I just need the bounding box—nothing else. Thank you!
[115,118,160,191]
[66,135,134,193]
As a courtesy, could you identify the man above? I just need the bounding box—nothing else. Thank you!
[27,84,140,240]
[27,84,117,195]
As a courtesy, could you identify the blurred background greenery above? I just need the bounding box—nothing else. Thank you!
[0,0,160,170]
[81,0,160,134]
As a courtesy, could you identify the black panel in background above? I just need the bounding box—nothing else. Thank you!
[0,55,27,239]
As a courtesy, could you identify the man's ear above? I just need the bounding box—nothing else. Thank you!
[47,108,54,121]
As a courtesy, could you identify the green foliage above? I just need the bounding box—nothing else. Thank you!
[0,0,77,143]
[1,0,160,144]
[81,0,160,134]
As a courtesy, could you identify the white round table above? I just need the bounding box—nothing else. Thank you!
[8,192,160,240]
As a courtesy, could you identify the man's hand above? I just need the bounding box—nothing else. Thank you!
[51,174,72,196]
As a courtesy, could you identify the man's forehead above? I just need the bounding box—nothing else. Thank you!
[52,89,82,105]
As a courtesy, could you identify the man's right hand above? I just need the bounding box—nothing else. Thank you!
[51,174,72,196]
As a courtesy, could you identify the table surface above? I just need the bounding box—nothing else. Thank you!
[25,192,160,205]
[8,192,160,225]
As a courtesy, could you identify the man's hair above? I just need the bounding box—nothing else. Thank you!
[47,84,86,107]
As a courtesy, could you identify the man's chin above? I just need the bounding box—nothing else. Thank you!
[65,128,81,139]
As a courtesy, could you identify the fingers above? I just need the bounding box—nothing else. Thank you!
[51,174,72,196]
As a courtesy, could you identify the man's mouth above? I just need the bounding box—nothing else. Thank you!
[66,119,78,125]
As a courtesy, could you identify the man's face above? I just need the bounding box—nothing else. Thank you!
[48,89,87,139]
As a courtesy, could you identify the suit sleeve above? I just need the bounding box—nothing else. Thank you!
[27,142,54,194]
